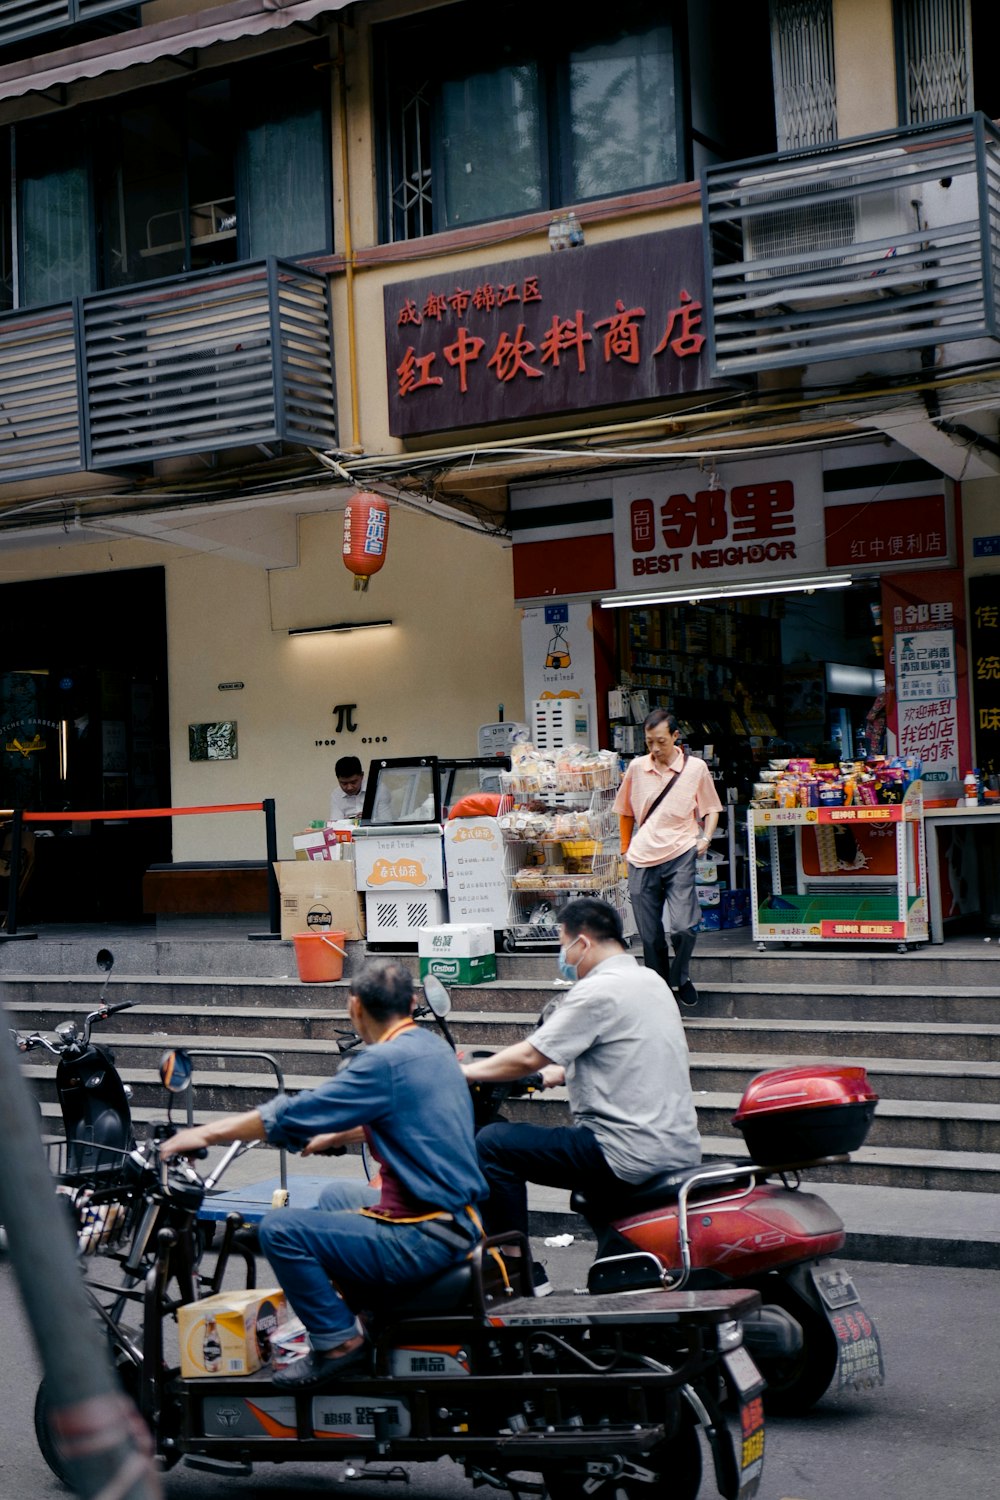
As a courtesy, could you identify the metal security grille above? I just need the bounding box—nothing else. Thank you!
[770,0,838,150]
[899,0,973,123]
[0,1,136,49]
[0,303,84,481]
[386,78,433,243]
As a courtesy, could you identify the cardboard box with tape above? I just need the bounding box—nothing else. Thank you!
[273,860,366,941]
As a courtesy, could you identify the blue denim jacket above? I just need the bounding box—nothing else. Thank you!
[257,1026,487,1217]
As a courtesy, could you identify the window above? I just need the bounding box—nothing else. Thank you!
[377,1,685,241]
[2,48,330,310]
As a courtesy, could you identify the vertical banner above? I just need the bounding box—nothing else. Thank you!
[968,577,1000,771]
[881,570,969,781]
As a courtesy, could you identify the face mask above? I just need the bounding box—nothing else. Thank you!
[557,939,583,983]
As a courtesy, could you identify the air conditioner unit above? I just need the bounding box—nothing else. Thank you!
[737,149,923,309]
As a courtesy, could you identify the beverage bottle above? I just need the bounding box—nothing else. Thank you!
[203,1317,222,1373]
[963,771,978,807]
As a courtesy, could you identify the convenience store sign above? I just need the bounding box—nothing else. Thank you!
[611,450,951,593]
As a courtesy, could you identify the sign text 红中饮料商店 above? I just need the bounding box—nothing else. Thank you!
[384,227,715,437]
[968,577,1000,770]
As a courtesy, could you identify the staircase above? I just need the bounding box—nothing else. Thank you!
[2,929,998,1265]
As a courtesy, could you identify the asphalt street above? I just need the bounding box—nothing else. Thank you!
[1,1248,998,1500]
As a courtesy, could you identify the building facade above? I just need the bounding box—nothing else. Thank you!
[0,0,997,916]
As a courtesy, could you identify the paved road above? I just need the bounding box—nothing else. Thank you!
[2,1251,998,1499]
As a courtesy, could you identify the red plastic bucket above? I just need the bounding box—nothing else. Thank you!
[293,932,346,983]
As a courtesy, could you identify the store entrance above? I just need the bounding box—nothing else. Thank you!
[0,566,171,923]
[607,579,885,797]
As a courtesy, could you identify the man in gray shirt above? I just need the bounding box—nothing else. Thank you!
[462,897,701,1293]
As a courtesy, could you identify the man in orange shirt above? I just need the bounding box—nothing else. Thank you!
[613,709,722,1007]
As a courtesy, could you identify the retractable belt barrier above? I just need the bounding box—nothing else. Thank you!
[0,799,280,942]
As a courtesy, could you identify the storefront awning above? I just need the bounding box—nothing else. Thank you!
[0,0,353,107]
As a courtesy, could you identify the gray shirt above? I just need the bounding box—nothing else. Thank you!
[527,952,702,1183]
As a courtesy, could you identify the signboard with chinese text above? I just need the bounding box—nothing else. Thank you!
[968,576,1000,771]
[882,571,969,781]
[612,453,826,593]
[385,227,715,436]
[825,494,949,569]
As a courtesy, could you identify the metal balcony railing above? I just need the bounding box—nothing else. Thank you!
[0,302,85,482]
[82,258,337,468]
[0,1,137,49]
[703,112,1000,377]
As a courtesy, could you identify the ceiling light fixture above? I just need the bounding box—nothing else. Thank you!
[599,575,853,609]
[288,619,394,636]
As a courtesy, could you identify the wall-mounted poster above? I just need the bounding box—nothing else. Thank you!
[189,722,238,761]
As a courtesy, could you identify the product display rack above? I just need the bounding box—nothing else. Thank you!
[500,762,636,950]
[748,782,928,949]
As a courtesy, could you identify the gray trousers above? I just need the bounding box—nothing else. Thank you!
[627,846,701,990]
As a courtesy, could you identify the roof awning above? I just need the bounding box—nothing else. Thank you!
[0,0,353,107]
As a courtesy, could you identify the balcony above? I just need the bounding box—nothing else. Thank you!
[0,257,336,484]
[0,1,137,50]
[82,258,337,468]
[703,113,1000,378]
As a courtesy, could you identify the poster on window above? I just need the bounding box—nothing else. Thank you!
[882,571,968,781]
[968,577,1000,771]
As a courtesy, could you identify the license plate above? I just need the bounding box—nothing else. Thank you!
[724,1345,765,1400]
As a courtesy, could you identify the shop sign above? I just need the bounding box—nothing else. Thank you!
[820,920,906,939]
[968,577,1000,770]
[384,227,714,437]
[825,494,948,568]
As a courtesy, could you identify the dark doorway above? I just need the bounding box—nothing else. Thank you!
[0,566,170,922]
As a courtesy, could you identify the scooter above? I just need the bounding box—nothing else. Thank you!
[432,974,885,1417]
[32,1047,769,1500]
[10,948,137,1184]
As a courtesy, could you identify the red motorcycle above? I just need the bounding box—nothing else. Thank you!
[571,1064,885,1414]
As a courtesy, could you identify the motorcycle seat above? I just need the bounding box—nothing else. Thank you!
[368,1260,475,1322]
[571,1161,749,1223]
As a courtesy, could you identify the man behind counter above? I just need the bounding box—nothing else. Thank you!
[330,755,367,822]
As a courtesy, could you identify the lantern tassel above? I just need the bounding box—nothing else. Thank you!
[353,575,369,592]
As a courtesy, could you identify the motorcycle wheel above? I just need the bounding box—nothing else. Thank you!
[542,1424,701,1500]
[758,1279,839,1416]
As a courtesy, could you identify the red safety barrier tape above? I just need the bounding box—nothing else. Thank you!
[22,803,264,822]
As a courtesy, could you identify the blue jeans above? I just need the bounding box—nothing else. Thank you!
[258,1193,475,1350]
[476,1120,622,1238]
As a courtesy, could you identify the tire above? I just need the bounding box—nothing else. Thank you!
[757,1278,839,1416]
[543,1424,701,1500]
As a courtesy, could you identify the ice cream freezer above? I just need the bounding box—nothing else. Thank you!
[748,784,928,949]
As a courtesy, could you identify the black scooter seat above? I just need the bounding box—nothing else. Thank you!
[369,1260,475,1321]
[571,1161,748,1224]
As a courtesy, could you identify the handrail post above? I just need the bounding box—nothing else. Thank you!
[249,797,282,941]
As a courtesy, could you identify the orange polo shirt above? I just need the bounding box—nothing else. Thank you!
[613,750,722,868]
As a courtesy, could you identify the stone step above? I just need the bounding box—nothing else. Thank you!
[5,970,1000,1027]
[16,1017,999,1104]
[684,1017,1000,1063]
[24,1063,1000,1159]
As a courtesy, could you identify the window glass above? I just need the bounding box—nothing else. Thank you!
[19,124,90,305]
[439,60,543,226]
[103,98,187,285]
[241,73,328,258]
[568,23,676,199]
[186,80,237,272]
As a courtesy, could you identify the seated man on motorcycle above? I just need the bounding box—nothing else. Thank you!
[161,959,487,1389]
[462,897,700,1294]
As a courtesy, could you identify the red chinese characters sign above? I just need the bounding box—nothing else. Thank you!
[384,227,716,436]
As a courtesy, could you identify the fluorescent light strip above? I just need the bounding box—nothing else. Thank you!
[288,620,393,636]
[600,576,853,608]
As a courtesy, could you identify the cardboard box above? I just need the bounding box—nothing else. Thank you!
[178,1288,287,1379]
[292,827,354,861]
[418,923,497,984]
[274,860,366,941]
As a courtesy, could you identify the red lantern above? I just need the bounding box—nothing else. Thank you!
[342,492,390,592]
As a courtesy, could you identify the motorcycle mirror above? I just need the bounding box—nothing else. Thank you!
[159,1048,194,1094]
[96,949,115,974]
[421,974,452,1019]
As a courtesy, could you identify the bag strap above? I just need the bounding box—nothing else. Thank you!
[638,746,689,828]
